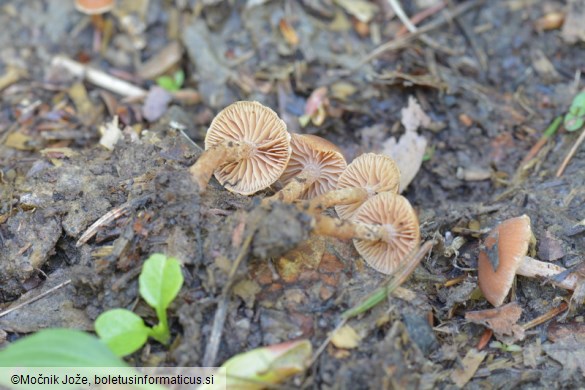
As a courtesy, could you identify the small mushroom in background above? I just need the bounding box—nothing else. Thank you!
[266,133,347,203]
[306,153,400,218]
[478,215,580,307]
[189,101,291,195]
[312,192,421,275]
[75,0,115,50]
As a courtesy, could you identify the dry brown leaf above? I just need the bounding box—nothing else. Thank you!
[465,302,525,342]
[331,325,361,349]
[137,41,183,79]
[561,0,585,43]
[450,348,487,388]
[279,18,299,46]
[4,132,33,150]
[276,236,325,283]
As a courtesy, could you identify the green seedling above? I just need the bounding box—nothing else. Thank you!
[0,329,164,390]
[489,341,522,353]
[156,70,185,92]
[564,91,585,132]
[95,253,184,357]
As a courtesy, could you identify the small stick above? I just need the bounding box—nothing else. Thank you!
[52,55,146,98]
[520,116,562,167]
[444,274,467,287]
[396,1,447,36]
[556,127,585,177]
[0,280,71,319]
[522,302,568,331]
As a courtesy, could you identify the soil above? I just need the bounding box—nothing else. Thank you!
[1,0,585,388]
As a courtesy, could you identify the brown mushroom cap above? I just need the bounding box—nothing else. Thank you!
[204,101,291,195]
[352,192,420,275]
[278,134,347,200]
[335,153,400,219]
[477,215,533,307]
[75,0,115,14]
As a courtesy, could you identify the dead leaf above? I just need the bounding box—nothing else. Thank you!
[465,302,525,342]
[4,131,34,150]
[543,336,585,377]
[401,96,431,133]
[331,325,361,349]
[548,322,585,342]
[538,230,565,261]
[276,236,325,283]
[382,131,427,193]
[68,81,98,126]
[137,41,183,79]
[334,0,379,23]
[98,116,123,150]
[142,86,173,122]
[279,18,299,46]
[382,96,429,192]
[561,0,585,43]
[233,279,261,309]
[450,348,487,388]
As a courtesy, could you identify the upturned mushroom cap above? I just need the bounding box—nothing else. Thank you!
[75,0,115,14]
[478,215,533,307]
[353,193,420,275]
[204,101,291,195]
[335,153,400,219]
[278,134,347,199]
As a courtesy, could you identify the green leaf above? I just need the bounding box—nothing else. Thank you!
[95,309,150,357]
[564,91,585,132]
[139,254,183,312]
[173,70,185,89]
[156,75,179,92]
[0,328,126,367]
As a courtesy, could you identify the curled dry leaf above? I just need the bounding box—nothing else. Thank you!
[465,302,525,343]
[382,96,429,192]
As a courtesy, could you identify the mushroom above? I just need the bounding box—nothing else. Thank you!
[305,153,400,217]
[75,0,115,47]
[312,192,421,275]
[189,101,291,195]
[478,215,580,307]
[266,134,347,203]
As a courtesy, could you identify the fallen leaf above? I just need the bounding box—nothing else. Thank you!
[543,336,585,377]
[382,96,429,192]
[561,0,585,43]
[538,230,565,261]
[233,279,261,309]
[200,340,312,390]
[4,132,34,150]
[142,86,173,122]
[137,41,183,79]
[450,348,487,388]
[279,18,299,46]
[98,116,122,150]
[465,302,525,342]
[331,325,361,349]
[401,96,431,133]
[548,322,585,342]
[382,130,427,193]
[334,0,379,23]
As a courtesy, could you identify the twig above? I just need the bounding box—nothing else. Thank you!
[522,302,568,331]
[354,0,483,71]
[396,1,447,36]
[52,55,146,98]
[0,280,71,319]
[202,233,254,367]
[76,195,151,247]
[556,127,585,177]
[308,240,436,368]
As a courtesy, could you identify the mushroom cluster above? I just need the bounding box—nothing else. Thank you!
[189,101,421,275]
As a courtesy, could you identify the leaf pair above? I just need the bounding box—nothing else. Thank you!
[95,253,184,357]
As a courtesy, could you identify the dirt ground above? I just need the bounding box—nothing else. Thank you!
[1,0,585,388]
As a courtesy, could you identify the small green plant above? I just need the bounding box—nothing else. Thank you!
[564,91,585,132]
[95,253,184,357]
[156,70,185,92]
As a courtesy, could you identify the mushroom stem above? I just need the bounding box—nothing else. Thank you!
[517,256,579,290]
[189,141,253,193]
[264,170,317,204]
[312,214,390,242]
[304,187,369,213]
